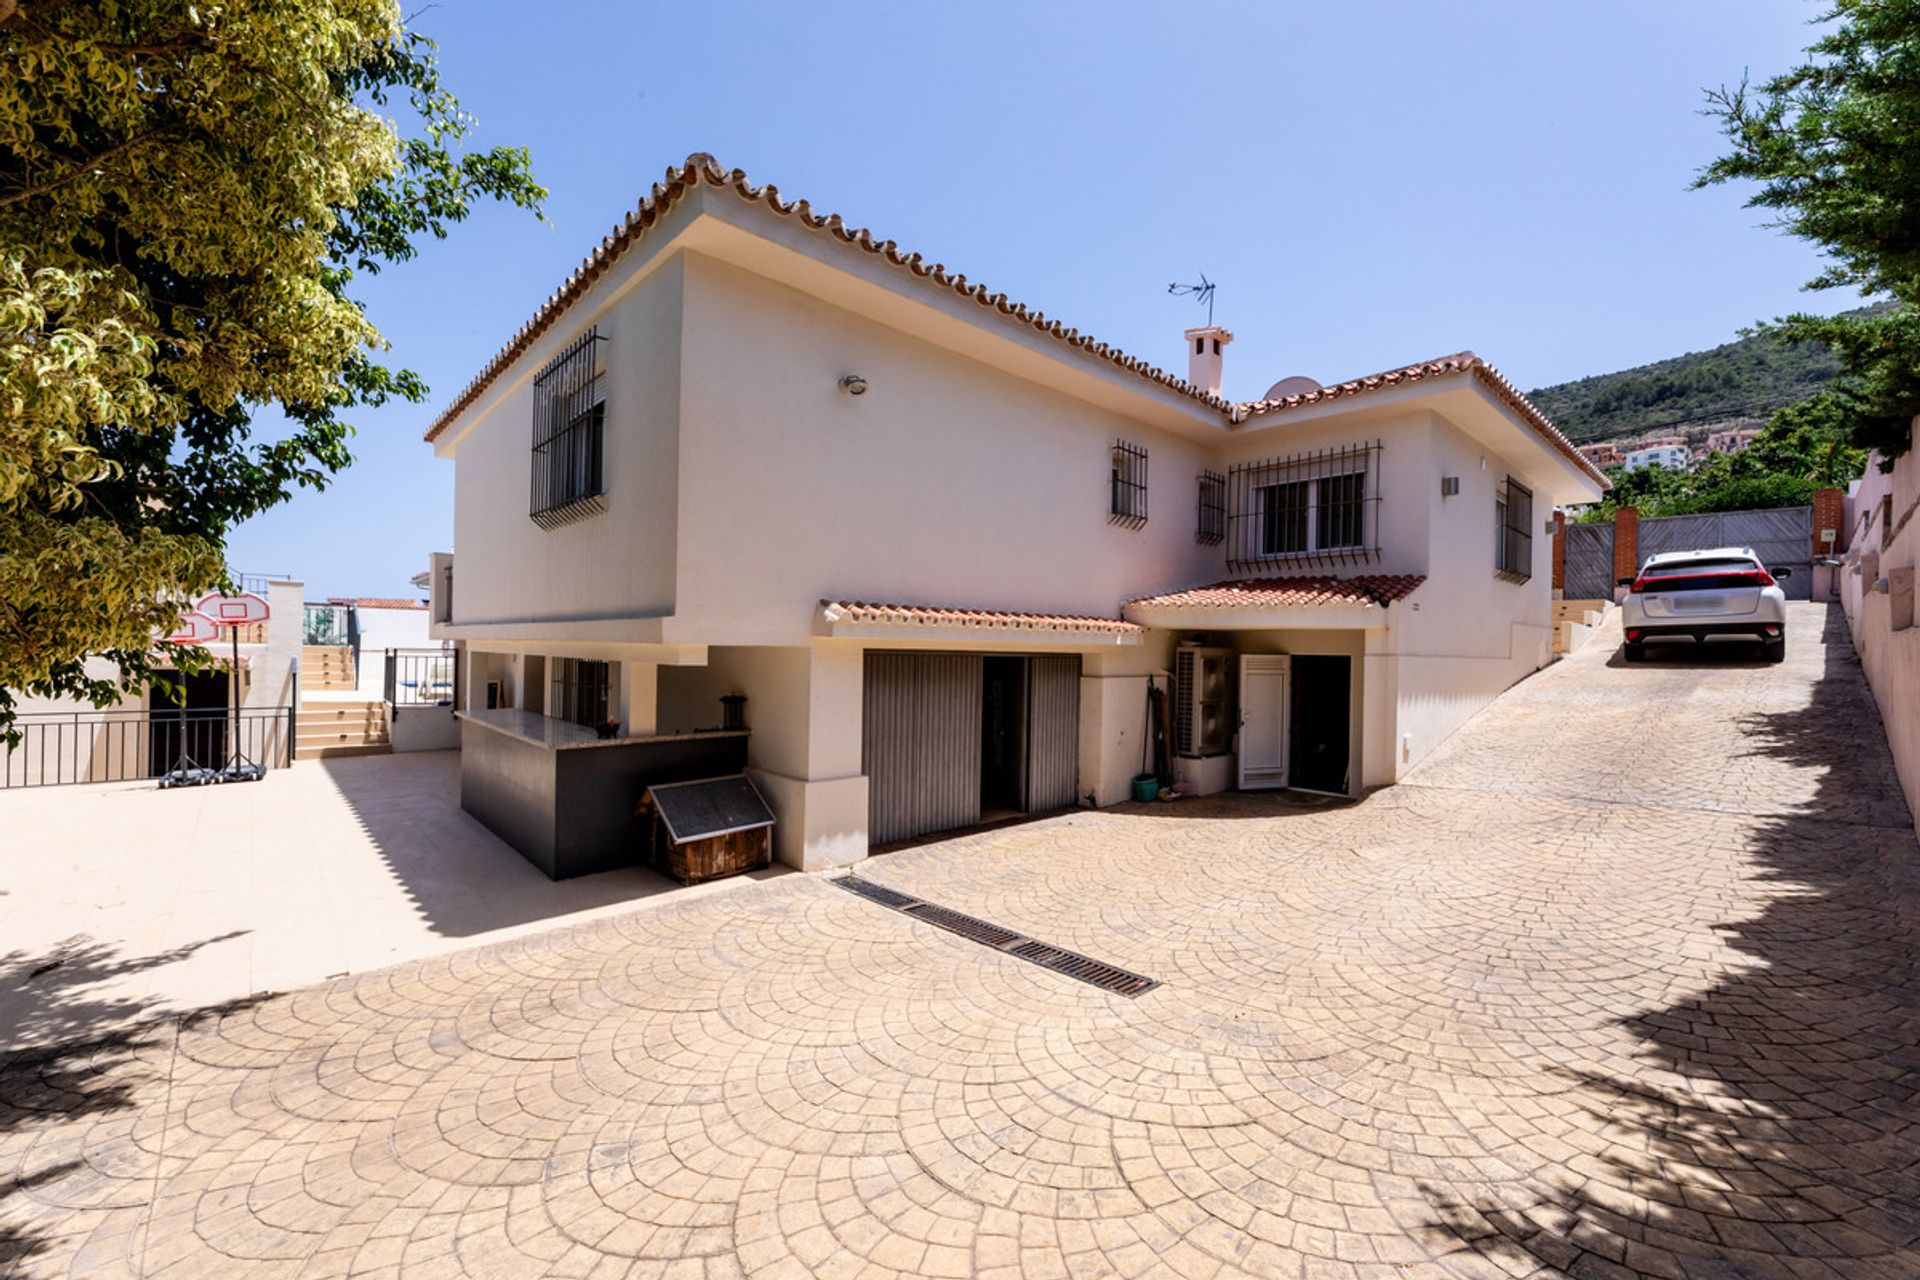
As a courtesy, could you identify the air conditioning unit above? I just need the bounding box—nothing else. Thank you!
[1173,646,1231,758]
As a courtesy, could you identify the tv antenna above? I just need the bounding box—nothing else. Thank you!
[1168,273,1217,326]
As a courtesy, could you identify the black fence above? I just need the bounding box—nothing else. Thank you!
[384,647,458,707]
[2,705,294,789]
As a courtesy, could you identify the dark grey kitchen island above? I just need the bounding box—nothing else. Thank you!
[457,708,749,879]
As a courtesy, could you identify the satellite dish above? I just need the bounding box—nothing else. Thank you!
[1262,375,1323,401]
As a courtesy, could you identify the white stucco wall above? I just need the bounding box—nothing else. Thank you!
[1843,425,1920,834]
[351,604,434,696]
[446,257,684,628]
[669,254,1224,643]
[1384,416,1556,774]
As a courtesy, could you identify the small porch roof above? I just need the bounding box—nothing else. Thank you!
[816,599,1144,646]
[1123,574,1424,630]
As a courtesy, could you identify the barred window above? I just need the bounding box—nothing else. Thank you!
[1109,440,1148,528]
[530,328,607,529]
[1196,471,1225,545]
[1227,442,1380,569]
[551,658,611,728]
[1495,477,1534,583]
[1259,479,1311,555]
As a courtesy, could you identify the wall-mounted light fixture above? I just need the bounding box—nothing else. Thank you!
[838,374,868,396]
[1440,476,1460,497]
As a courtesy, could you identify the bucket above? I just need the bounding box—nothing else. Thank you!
[1131,773,1160,803]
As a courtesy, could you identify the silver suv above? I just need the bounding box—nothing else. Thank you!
[1618,546,1791,662]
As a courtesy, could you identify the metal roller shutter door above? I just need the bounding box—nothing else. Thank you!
[863,653,983,844]
[1024,656,1081,812]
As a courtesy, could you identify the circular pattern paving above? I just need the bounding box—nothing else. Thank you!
[2,605,1917,1277]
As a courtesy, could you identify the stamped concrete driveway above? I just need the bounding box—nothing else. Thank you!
[3,602,1917,1279]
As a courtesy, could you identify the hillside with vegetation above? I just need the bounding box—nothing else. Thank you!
[1525,317,1877,444]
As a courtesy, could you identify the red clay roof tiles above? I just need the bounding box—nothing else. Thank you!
[425,154,1230,442]
[1239,352,1607,488]
[425,155,1605,494]
[1126,575,1426,611]
[819,600,1142,635]
[328,597,428,611]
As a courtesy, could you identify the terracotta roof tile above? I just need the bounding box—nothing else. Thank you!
[424,155,1604,496]
[1237,352,1608,489]
[425,154,1230,441]
[1126,575,1426,611]
[819,600,1141,635]
[328,597,428,611]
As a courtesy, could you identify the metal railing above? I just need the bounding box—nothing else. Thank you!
[229,570,287,595]
[2,705,294,789]
[303,603,350,646]
[384,647,458,707]
[1226,440,1384,571]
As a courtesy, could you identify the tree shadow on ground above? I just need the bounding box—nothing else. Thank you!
[0,930,252,1273]
[1417,605,1920,1277]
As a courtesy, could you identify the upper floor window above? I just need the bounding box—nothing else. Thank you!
[1110,439,1148,529]
[530,327,607,529]
[1226,442,1381,569]
[1495,477,1533,583]
[1196,471,1225,545]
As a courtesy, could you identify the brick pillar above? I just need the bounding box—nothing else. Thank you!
[1812,487,1846,556]
[1551,510,1567,590]
[1612,506,1639,586]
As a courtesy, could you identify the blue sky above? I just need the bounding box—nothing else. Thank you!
[228,0,1844,598]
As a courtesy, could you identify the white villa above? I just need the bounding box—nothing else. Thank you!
[424,154,1607,876]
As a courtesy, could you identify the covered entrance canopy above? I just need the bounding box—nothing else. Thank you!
[1128,575,1424,800]
[817,599,1134,846]
[1122,574,1424,631]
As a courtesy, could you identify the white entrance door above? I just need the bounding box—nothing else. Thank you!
[1237,654,1289,790]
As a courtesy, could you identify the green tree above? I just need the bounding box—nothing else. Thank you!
[1697,0,1920,459]
[1575,390,1867,522]
[0,0,543,732]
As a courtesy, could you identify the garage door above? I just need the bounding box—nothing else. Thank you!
[863,653,982,845]
[1024,656,1081,812]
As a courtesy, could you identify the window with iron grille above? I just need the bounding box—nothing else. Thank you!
[1226,442,1381,569]
[1110,440,1148,528]
[1495,477,1533,583]
[530,328,607,529]
[551,658,611,728]
[1195,471,1225,545]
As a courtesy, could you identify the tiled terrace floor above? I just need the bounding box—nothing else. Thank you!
[3,602,1917,1278]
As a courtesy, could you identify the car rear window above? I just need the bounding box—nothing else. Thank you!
[1637,558,1765,592]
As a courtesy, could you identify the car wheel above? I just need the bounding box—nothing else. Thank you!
[1763,637,1786,663]
[1623,642,1646,663]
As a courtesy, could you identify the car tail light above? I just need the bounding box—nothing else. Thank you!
[1631,567,1774,592]
[1626,628,1642,641]
[1764,625,1780,636]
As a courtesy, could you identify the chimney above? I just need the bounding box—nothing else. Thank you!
[1185,325,1233,396]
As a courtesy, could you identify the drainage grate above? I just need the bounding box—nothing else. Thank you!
[832,876,1159,997]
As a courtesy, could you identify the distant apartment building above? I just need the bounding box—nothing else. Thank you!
[1704,427,1761,454]
[1624,443,1691,472]
[1575,441,1621,469]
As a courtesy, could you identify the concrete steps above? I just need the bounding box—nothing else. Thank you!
[301,645,357,692]
[1553,598,1614,655]
[296,696,390,759]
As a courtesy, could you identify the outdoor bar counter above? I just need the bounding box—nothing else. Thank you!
[457,708,749,879]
